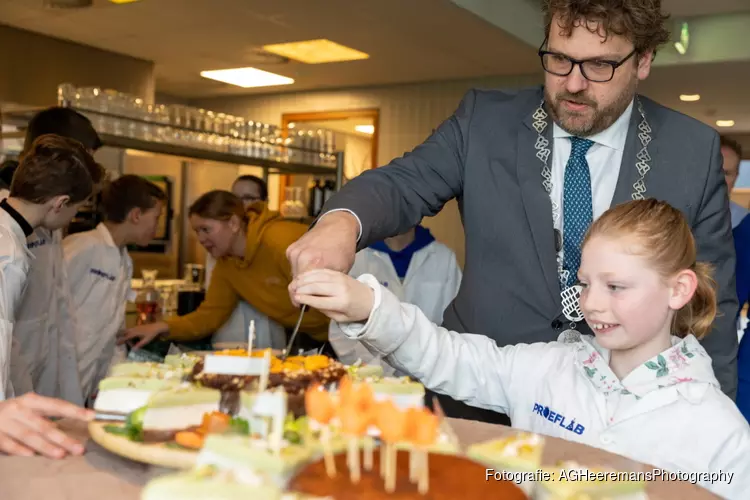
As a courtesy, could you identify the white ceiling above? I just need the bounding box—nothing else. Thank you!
[661,0,750,17]
[639,60,750,132]
[0,0,749,132]
[0,0,539,98]
[525,0,750,17]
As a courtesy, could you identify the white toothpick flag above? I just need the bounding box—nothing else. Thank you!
[247,320,256,355]
[259,349,271,392]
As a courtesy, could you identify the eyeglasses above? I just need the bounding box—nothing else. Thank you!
[538,40,638,83]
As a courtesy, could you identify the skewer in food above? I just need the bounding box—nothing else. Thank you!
[304,383,337,477]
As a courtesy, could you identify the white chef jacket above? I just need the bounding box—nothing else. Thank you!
[339,275,750,499]
[0,208,34,400]
[63,223,133,400]
[205,254,285,350]
[0,188,83,404]
[329,241,461,375]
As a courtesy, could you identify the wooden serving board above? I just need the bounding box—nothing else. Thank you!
[88,422,198,470]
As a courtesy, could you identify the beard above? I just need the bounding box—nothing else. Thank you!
[545,76,638,137]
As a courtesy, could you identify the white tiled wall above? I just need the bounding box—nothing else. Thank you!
[190,73,543,266]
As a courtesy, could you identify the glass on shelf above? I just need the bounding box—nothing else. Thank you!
[55,83,338,166]
[57,83,77,107]
[280,186,306,219]
[168,104,190,145]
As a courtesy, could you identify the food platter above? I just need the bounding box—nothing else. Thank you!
[90,352,651,500]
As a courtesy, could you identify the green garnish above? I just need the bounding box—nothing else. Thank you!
[228,416,250,435]
[103,405,145,442]
[282,414,309,444]
[103,423,143,442]
[284,430,302,444]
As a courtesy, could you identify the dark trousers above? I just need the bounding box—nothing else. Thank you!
[425,389,511,425]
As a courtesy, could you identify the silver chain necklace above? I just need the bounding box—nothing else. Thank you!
[532,99,653,340]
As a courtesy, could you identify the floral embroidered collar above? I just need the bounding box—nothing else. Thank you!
[574,334,717,400]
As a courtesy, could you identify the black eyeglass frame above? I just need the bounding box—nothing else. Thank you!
[537,38,638,83]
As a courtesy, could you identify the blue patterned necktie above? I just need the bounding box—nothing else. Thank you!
[562,137,595,289]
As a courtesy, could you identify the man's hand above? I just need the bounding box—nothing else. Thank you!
[0,393,93,458]
[289,269,375,323]
[287,211,359,279]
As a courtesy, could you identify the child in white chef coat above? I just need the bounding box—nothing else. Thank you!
[1,107,104,404]
[290,199,750,499]
[329,225,461,375]
[63,174,166,402]
[0,134,102,458]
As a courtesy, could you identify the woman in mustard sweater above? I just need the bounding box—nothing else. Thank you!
[119,190,330,352]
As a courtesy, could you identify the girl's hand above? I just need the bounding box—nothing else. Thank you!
[0,393,93,458]
[289,269,374,323]
[116,321,168,350]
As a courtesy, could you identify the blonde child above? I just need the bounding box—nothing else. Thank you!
[290,199,750,499]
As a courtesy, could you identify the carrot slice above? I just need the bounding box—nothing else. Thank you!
[413,410,439,446]
[200,411,231,434]
[339,404,369,436]
[305,385,336,424]
[174,431,204,450]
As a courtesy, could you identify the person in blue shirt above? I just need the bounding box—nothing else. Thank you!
[724,136,750,421]
[722,136,748,229]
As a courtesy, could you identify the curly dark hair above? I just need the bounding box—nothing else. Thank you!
[543,0,671,54]
[720,135,742,158]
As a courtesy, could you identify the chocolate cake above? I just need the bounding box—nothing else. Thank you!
[189,359,348,396]
[290,450,528,499]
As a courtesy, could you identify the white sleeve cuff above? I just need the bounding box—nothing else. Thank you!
[338,274,382,338]
[320,209,363,242]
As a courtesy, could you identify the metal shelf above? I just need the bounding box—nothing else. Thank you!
[98,133,339,176]
[1,106,344,183]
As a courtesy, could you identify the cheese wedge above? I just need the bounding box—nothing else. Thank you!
[467,433,544,472]
[142,385,221,431]
[93,377,180,414]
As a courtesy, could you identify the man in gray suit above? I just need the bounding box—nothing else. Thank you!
[287,0,738,422]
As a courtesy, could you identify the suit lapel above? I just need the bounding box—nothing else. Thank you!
[610,97,659,206]
[518,105,560,309]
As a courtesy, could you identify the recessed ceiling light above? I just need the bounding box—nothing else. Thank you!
[200,67,294,88]
[109,0,141,4]
[716,120,735,128]
[679,94,700,102]
[262,39,369,64]
[354,125,374,134]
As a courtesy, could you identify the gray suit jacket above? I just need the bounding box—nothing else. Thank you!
[324,86,738,400]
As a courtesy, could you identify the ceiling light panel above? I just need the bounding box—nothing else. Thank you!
[262,39,369,64]
[200,67,294,88]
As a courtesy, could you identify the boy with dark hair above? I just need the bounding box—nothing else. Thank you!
[0,107,104,406]
[0,135,102,458]
[0,107,102,188]
[63,175,166,400]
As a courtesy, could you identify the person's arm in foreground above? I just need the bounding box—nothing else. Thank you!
[0,392,93,458]
[290,269,550,414]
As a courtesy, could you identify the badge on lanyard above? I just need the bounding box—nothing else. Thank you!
[559,284,584,344]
